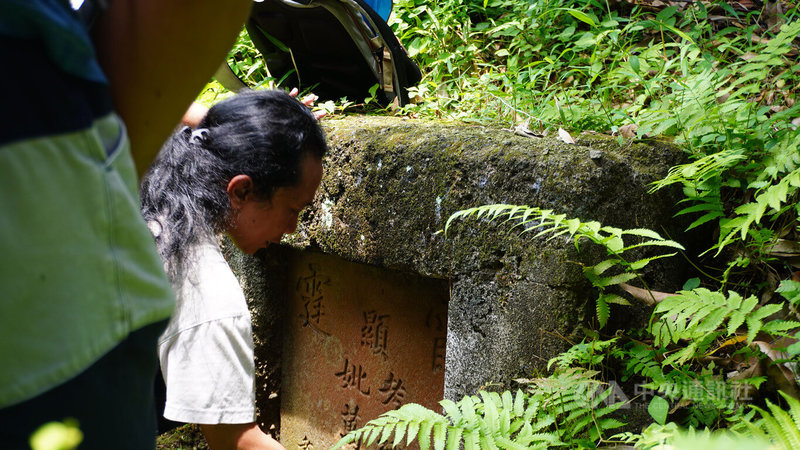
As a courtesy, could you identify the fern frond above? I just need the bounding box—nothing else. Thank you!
[749,392,800,450]
[333,369,626,449]
[650,288,784,352]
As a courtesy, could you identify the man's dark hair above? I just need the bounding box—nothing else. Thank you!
[140,89,327,278]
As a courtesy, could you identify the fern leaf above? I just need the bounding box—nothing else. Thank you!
[595,272,637,287]
[747,304,784,343]
[501,391,514,413]
[480,391,500,430]
[589,259,622,276]
[604,294,631,306]
[686,210,725,230]
[765,399,800,450]
[621,239,685,251]
[461,395,477,423]
[330,431,358,450]
[433,422,447,450]
[597,295,610,328]
[749,304,783,322]
[621,228,666,240]
[760,320,800,334]
[479,433,499,450]
[406,420,420,445]
[781,391,800,434]
[498,408,512,435]
[382,422,398,444]
[753,402,798,450]
[393,421,407,448]
[464,429,480,450]
[691,306,727,335]
[728,311,748,335]
[513,390,525,417]
[446,426,463,450]
[663,342,698,366]
[419,420,434,450]
[628,252,678,271]
[440,399,462,424]
[675,202,723,216]
[598,417,626,429]
[528,415,554,433]
[367,426,381,446]
[494,436,528,450]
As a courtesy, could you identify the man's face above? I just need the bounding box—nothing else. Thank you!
[227,154,323,254]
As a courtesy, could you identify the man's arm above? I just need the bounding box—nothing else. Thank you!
[201,423,286,450]
[92,0,252,176]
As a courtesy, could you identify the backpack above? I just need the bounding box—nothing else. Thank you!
[227,0,422,107]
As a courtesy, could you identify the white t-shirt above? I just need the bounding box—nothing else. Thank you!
[158,235,256,424]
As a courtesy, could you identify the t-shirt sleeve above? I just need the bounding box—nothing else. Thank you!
[159,314,257,424]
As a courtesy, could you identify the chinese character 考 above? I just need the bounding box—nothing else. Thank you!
[378,372,406,408]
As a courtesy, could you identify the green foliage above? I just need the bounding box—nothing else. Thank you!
[29,420,82,450]
[388,0,800,298]
[210,0,800,447]
[615,421,771,450]
[332,369,625,449]
[226,28,273,88]
[746,391,800,449]
[651,288,798,353]
[547,337,618,371]
[609,341,756,427]
[444,204,683,327]
[648,396,669,425]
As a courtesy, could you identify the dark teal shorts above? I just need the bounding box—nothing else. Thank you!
[0,319,168,450]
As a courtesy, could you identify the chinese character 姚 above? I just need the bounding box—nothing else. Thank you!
[335,358,370,395]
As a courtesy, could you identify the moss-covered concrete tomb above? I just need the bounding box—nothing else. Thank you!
[222,116,689,448]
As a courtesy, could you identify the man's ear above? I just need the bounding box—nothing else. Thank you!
[227,174,254,209]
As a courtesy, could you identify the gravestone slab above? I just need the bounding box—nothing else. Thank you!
[279,250,448,449]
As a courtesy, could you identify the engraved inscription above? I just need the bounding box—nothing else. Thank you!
[431,337,446,374]
[360,310,390,360]
[341,402,361,436]
[298,436,314,450]
[378,372,407,408]
[335,358,371,395]
[281,251,448,450]
[297,264,331,335]
[427,308,447,374]
[426,309,446,332]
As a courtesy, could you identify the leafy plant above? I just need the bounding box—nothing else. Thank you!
[29,420,82,450]
[615,421,771,450]
[745,391,800,449]
[444,204,684,327]
[219,0,800,444]
[332,369,625,449]
[651,288,798,362]
[547,337,618,371]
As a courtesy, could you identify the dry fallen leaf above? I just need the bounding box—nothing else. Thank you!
[512,121,542,138]
[751,340,800,400]
[618,123,638,139]
[558,127,576,144]
[619,283,678,306]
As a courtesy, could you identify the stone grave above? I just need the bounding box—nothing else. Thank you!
[222,116,693,448]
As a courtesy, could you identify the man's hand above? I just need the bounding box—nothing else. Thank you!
[201,422,286,450]
[289,87,326,121]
